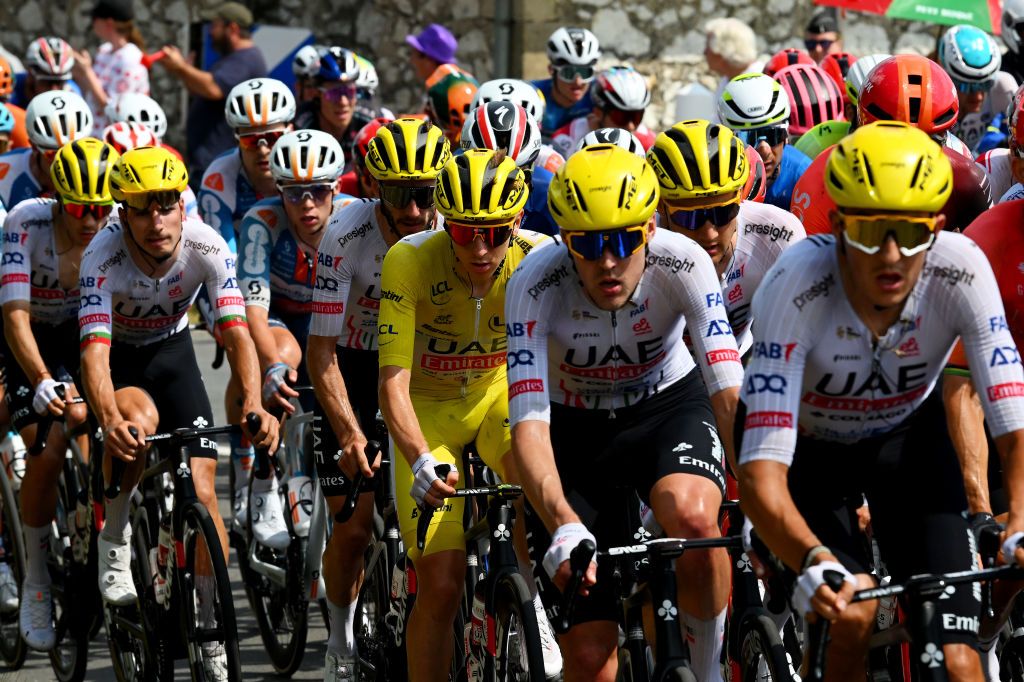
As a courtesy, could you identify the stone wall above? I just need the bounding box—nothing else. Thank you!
[0,0,986,150]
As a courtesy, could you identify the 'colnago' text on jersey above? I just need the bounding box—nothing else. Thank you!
[79,218,247,347]
[739,233,1024,465]
[505,229,744,424]
[378,228,551,399]
[0,198,78,325]
[309,199,390,351]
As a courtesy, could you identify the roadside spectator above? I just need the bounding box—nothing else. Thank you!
[406,24,458,84]
[159,1,267,177]
[705,18,763,119]
[805,10,843,64]
[72,0,150,129]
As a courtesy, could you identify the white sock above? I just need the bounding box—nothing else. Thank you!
[325,597,356,656]
[102,488,134,542]
[683,608,726,682]
[981,634,1000,682]
[23,524,50,585]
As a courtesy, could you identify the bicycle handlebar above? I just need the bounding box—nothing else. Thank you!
[28,385,85,456]
[414,464,523,551]
[555,538,596,634]
[333,440,383,524]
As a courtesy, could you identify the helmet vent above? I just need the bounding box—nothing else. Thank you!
[865,103,894,121]
[908,97,921,123]
[572,180,588,213]
[934,108,957,127]
[909,156,923,188]
[908,74,923,85]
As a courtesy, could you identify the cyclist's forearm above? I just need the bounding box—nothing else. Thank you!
[710,386,740,476]
[308,335,364,443]
[738,459,824,571]
[81,344,122,430]
[511,420,579,531]
[3,305,50,385]
[996,429,1024,533]
[378,366,429,465]
[221,325,262,415]
[245,306,280,372]
[943,373,991,514]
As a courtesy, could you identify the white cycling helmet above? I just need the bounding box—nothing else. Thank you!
[270,129,345,184]
[102,121,159,154]
[460,101,542,169]
[225,78,296,130]
[575,127,645,157]
[472,79,545,124]
[354,53,379,94]
[591,66,651,111]
[939,25,1001,83]
[292,44,323,79]
[844,53,890,105]
[1004,0,1024,53]
[25,37,74,80]
[26,91,94,149]
[717,73,791,129]
[546,27,600,65]
[107,93,169,140]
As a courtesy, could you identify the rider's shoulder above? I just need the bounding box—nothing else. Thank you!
[5,196,55,225]
[198,149,242,189]
[182,218,232,255]
[323,198,377,243]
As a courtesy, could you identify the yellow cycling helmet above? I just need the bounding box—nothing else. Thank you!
[434,149,528,224]
[109,145,189,201]
[646,119,749,203]
[825,121,952,214]
[365,118,451,182]
[548,144,659,231]
[50,137,119,204]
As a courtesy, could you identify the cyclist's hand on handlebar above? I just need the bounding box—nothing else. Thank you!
[793,560,857,621]
[244,407,281,454]
[103,421,148,462]
[338,435,375,479]
[262,363,299,414]
[410,453,458,508]
[33,378,68,416]
[1001,530,1024,567]
[545,523,598,594]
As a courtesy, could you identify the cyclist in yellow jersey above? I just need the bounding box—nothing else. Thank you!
[378,149,555,680]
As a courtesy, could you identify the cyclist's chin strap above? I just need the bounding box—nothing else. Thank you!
[378,201,405,242]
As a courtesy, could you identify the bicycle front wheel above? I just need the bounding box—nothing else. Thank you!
[180,502,241,682]
[356,540,393,679]
[249,535,309,676]
[488,572,545,682]
[47,475,89,682]
[0,464,26,669]
[738,612,795,682]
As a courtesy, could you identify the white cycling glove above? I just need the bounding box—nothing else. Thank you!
[32,378,65,416]
[262,363,291,404]
[543,522,597,579]
[410,453,455,508]
[792,560,857,616]
[1003,531,1024,565]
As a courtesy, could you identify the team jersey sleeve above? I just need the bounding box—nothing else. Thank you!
[310,208,360,338]
[202,232,248,334]
[671,239,744,394]
[237,206,273,311]
[505,253,558,425]
[78,246,114,348]
[182,187,199,219]
[197,184,237,253]
[0,203,34,305]
[738,243,823,467]
[948,238,1024,438]
[377,240,421,370]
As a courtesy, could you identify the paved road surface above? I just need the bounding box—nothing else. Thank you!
[5,331,329,680]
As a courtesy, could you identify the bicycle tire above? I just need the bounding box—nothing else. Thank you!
[355,539,393,679]
[46,469,89,682]
[487,572,546,682]
[249,535,309,676]
[738,612,795,682]
[180,502,241,682]
[0,463,26,669]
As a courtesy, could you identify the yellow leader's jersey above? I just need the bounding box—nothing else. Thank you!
[377,228,551,400]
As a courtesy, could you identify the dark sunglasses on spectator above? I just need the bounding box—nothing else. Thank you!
[563,226,647,261]
[667,203,741,230]
[62,201,114,220]
[446,219,515,248]
[953,78,994,94]
[804,39,835,50]
[555,64,595,82]
[734,125,789,147]
[280,184,334,205]
[605,108,644,127]
[236,129,286,150]
[319,83,358,103]
[379,184,434,210]
[123,190,181,212]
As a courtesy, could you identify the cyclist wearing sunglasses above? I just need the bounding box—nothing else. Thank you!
[649,120,804,357]
[378,148,555,680]
[0,138,114,650]
[531,27,599,141]
[939,25,1011,156]
[308,117,451,680]
[506,145,743,682]
[198,77,295,253]
[233,130,354,550]
[737,122,1024,680]
[717,72,812,211]
[0,91,93,222]
[79,147,279,641]
[551,65,654,160]
[803,11,842,65]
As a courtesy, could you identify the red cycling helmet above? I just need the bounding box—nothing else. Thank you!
[353,116,395,166]
[1008,83,1024,148]
[763,48,815,78]
[743,146,767,203]
[773,63,845,136]
[820,52,857,100]
[857,54,959,135]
